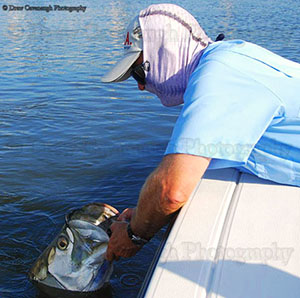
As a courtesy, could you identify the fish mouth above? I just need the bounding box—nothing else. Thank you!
[101,203,119,215]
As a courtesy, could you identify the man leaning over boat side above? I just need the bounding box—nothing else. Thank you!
[101,4,300,260]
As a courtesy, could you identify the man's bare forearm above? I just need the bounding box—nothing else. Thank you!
[130,169,175,240]
[130,154,211,239]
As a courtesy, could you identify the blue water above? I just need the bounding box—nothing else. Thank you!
[0,0,299,297]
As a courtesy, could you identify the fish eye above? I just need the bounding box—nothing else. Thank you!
[57,236,69,251]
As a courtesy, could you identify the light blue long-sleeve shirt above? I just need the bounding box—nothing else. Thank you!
[165,40,300,186]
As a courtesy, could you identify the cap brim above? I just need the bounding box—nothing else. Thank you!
[101,51,141,83]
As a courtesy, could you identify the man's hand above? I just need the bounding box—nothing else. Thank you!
[106,221,141,261]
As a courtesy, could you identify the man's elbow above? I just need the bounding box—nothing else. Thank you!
[151,153,209,216]
[160,188,189,215]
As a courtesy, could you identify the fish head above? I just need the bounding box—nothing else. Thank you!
[29,203,119,292]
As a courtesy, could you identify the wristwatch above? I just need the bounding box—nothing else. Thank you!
[127,222,149,246]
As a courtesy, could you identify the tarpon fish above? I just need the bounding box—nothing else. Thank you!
[29,203,119,295]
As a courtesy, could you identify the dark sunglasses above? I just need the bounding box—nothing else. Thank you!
[131,63,146,85]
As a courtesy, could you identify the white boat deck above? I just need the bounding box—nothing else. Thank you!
[141,169,300,298]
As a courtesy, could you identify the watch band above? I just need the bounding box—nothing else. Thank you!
[127,222,149,246]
